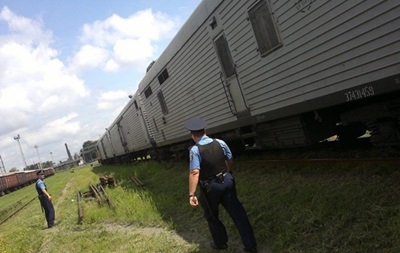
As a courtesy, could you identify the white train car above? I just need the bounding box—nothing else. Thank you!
[99,0,400,163]
[97,134,107,161]
[99,91,155,163]
[98,133,114,162]
[117,91,154,157]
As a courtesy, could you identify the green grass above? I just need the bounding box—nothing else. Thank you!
[0,161,399,252]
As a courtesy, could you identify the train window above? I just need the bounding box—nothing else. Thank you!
[209,16,217,30]
[133,100,138,110]
[248,0,281,57]
[144,86,153,98]
[214,34,236,78]
[158,68,169,85]
[157,91,169,115]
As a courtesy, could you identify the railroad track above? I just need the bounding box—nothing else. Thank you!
[0,197,36,226]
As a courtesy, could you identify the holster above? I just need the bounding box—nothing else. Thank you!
[200,180,212,192]
[215,172,225,184]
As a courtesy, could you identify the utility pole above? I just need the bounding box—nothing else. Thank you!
[0,155,6,173]
[14,134,28,169]
[50,152,54,166]
[34,144,42,170]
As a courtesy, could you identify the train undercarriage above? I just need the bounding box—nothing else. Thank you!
[235,93,400,150]
[99,91,400,164]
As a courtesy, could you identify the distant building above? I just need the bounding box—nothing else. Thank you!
[81,141,98,163]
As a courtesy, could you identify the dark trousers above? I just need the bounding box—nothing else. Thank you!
[39,196,55,227]
[199,173,256,249]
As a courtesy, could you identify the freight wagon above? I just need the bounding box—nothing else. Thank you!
[0,168,55,196]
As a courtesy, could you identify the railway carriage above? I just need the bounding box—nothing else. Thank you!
[98,0,400,163]
[98,133,110,163]
[15,170,37,187]
[43,168,55,177]
[0,172,19,195]
[25,170,37,184]
[99,91,155,163]
[0,174,6,195]
[121,92,154,156]
[0,169,54,196]
[16,172,28,188]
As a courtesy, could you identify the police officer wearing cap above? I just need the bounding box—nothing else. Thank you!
[36,169,55,228]
[185,117,257,252]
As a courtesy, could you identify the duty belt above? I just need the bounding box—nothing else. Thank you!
[205,171,228,182]
[200,171,229,192]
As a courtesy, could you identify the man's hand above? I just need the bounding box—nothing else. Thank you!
[189,195,199,207]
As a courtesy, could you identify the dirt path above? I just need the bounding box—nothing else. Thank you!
[38,178,73,252]
[37,177,272,252]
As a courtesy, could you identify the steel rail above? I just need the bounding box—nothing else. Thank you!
[0,197,36,226]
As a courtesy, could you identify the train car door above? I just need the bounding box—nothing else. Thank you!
[214,34,249,116]
[117,119,130,153]
[137,107,153,144]
[105,128,116,157]
[100,139,108,159]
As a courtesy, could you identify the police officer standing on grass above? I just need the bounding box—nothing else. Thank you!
[36,170,55,228]
[185,117,257,252]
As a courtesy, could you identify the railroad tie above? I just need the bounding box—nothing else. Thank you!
[130,175,144,188]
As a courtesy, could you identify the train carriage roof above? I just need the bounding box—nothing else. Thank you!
[137,0,223,93]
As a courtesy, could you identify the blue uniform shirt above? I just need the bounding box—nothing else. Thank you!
[189,135,232,170]
[36,178,46,190]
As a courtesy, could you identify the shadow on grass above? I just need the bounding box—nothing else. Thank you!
[90,161,400,253]
[90,162,263,252]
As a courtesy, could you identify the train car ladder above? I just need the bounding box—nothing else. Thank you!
[138,95,156,145]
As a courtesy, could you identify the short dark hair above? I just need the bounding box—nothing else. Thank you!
[191,130,205,138]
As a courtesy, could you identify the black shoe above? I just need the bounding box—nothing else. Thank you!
[244,247,257,253]
[210,242,228,250]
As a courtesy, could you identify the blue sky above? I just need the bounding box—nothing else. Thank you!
[0,0,200,172]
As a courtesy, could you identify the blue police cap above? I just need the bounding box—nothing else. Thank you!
[37,169,44,175]
[183,117,207,132]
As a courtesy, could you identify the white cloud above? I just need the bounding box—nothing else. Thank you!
[0,6,52,46]
[80,10,176,45]
[0,6,92,170]
[104,58,119,72]
[100,90,128,100]
[0,7,90,136]
[0,85,32,135]
[69,44,109,72]
[113,38,153,65]
[0,41,89,116]
[43,113,81,135]
[71,9,178,72]
[97,90,128,110]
